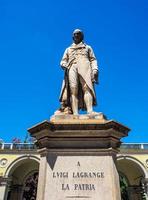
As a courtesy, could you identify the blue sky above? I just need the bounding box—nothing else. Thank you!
[0,0,148,143]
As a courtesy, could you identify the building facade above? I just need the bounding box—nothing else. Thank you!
[0,143,148,200]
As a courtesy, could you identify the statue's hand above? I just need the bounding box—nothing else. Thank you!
[92,70,99,84]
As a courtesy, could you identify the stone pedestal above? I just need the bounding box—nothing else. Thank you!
[28,116,130,200]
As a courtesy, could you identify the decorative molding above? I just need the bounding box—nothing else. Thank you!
[0,158,8,168]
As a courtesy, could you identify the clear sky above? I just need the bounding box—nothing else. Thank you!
[0,0,148,143]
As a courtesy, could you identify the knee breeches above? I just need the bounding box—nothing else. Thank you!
[68,65,90,95]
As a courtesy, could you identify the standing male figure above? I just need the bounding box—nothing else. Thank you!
[59,29,99,115]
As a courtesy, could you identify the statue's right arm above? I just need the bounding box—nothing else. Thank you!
[60,48,69,70]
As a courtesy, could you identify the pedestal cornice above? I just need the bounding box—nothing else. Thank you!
[28,119,130,151]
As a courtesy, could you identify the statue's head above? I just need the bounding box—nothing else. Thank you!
[72,29,84,44]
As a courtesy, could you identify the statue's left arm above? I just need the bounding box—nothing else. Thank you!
[88,46,99,84]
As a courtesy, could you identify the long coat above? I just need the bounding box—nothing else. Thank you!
[59,42,98,110]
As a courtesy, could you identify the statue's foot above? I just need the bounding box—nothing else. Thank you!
[54,107,72,115]
[87,111,107,120]
[87,111,99,115]
[54,109,63,115]
[63,107,72,114]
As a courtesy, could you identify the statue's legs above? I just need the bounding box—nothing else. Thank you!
[79,76,93,114]
[69,65,79,115]
[70,88,78,115]
[69,65,94,115]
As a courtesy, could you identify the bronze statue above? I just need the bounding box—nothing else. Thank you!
[56,29,99,115]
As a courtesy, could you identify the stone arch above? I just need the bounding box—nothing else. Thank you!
[5,155,40,177]
[4,155,40,200]
[117,155,148,180]
[117,155,148,200]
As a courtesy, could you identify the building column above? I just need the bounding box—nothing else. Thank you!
[8,184,23,200]
[141,178,148,200]
[0,177,12,200]
[127,185,141,200]
[0,184,6,200]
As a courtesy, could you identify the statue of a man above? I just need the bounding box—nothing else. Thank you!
[58,29,99,115]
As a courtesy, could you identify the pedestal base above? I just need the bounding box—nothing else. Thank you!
[28,116,130,200]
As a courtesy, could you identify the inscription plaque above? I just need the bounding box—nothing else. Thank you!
[43,156,119,200]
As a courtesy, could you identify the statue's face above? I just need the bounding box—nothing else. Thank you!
[73,32,83,44]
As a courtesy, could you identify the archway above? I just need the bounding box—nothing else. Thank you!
[4,155,39,200]
[117,156,148,200]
